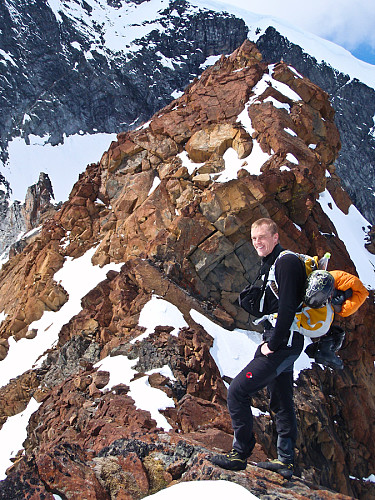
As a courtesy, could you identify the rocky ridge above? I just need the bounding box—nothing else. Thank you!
[255,26,375,226]
[0,41,374,499]
[0,172,57,261]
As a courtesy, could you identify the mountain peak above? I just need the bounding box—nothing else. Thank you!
[0,39,374,498]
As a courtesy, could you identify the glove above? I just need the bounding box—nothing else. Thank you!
[331,288,353,312]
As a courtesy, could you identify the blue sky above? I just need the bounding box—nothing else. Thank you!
[202,0,375,66]
[352,44,375,65]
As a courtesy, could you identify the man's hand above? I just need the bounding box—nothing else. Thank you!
[261,342,274,356]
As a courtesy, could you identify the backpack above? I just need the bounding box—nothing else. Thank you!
[268,250,335,338]
[292,303,335,338]
[239,250,335,339]
[277,250,319,277]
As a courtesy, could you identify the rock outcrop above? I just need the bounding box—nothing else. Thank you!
[0,172,56,258]
[256,26,375,225]
[0,41,374,499]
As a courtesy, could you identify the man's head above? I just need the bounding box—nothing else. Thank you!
[251,218,279,258]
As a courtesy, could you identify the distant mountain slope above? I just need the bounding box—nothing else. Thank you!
[0,0,247,162]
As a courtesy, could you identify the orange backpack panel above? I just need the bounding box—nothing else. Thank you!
[330,270,369,317]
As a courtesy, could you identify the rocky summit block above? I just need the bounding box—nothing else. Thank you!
[0,40,374,499]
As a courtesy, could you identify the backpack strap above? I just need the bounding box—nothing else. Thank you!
[266,250,299,299]
[252,251,299,325]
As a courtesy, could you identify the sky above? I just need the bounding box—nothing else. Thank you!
[194,0,375,65]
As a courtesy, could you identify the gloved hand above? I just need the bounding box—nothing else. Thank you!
[331,288,353,312]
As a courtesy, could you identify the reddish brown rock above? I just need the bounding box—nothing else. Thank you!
[176,394,232,433]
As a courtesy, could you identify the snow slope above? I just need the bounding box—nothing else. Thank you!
[46,0,178,56]
[5,133,117,203]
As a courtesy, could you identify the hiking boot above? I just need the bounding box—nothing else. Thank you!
[315,334,344,369]
[314,348,344,370]
[210,449,248,471]
[305,337,344,370]
[256,459,293,479]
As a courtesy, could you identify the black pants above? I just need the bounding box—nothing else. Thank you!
[227,331,304,463]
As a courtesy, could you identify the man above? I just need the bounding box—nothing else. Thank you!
[211,218,305,479]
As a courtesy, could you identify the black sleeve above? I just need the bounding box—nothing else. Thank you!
[267,254,306,351]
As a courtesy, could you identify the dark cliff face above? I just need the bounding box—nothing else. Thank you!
[256,27,375,224]
[0,0,248,159]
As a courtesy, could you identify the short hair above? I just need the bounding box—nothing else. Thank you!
[251,218,278,235]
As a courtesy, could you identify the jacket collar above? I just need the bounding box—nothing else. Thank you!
[260,242,284,275]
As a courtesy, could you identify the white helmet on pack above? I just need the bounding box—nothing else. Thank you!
[304,270,335,308]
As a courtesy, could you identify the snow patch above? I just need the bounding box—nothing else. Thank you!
[286,153,298,164]
[0,311,7,325]
[71,41,82,51]
[0,398,41,480]
[284,128,297,136]
[133,295,189,344]
[318,189,375,289]
[142,480,260,499]
[148,175,161,196]
[178,151,205,175]
[94,356,175,431]
[156,51,176,69]
[200,54,221,69]
[0,247,122,388]
[248,66,301,103]
[0,48,18,67]
[171,89,184,99]
[350,474,375,483]
[369,115,375,138]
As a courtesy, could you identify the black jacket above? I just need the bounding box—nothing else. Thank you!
[260,244,306,351]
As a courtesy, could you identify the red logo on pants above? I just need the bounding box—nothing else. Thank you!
[246,372,253,379]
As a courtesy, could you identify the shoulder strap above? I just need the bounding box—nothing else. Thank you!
[266,250,298,299]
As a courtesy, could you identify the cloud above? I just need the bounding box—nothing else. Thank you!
[298,0,375,51]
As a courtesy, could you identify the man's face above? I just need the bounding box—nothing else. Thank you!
[251,224,279,258]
